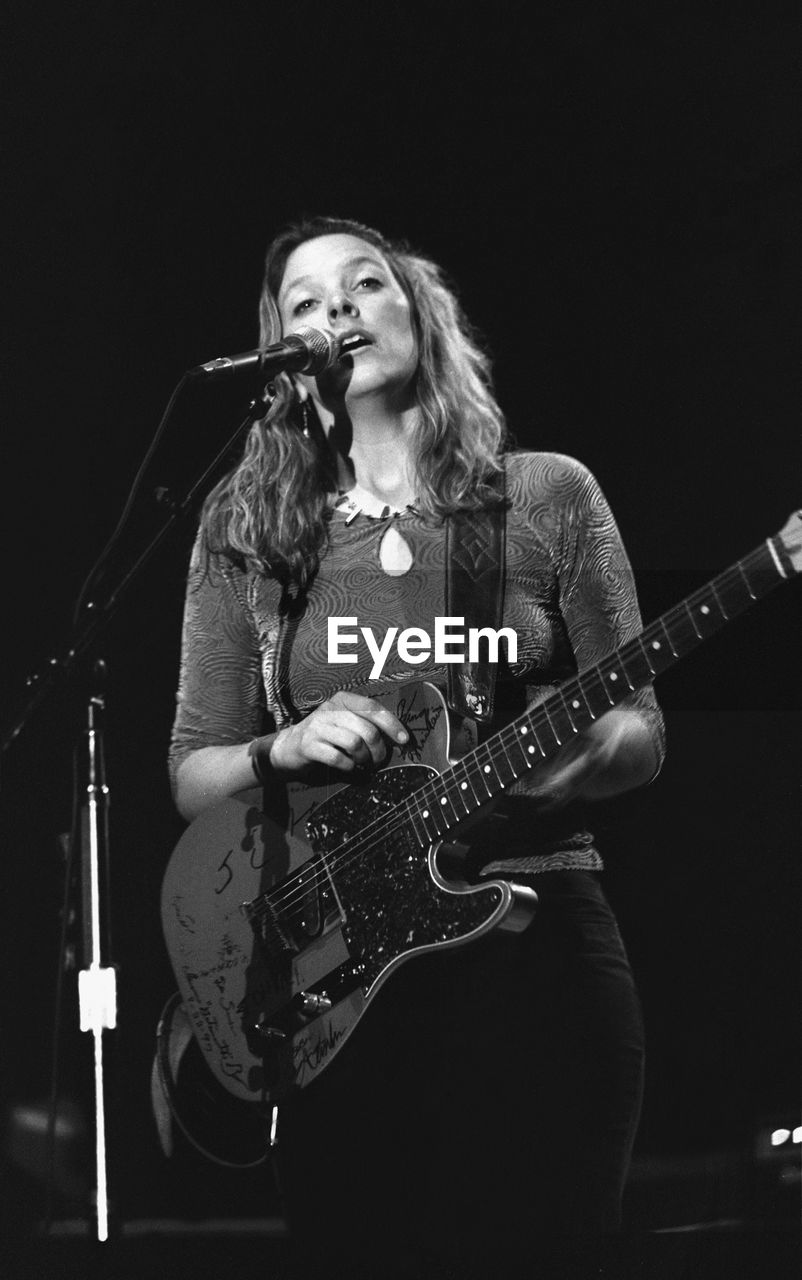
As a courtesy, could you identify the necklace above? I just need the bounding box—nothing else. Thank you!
[333,485,415,575]
[333,482,414,522]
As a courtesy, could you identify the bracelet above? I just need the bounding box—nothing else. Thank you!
[247,733,280,785]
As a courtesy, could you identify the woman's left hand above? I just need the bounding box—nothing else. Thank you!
[522,705,658,810]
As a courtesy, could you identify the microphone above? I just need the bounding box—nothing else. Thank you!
[189,327,335,379]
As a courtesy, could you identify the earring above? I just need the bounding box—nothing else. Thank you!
[301,397,311,436]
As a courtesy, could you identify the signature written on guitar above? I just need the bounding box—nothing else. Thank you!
[395,691,443,762]
[285,688,444,838]
[293,1019,347,1075]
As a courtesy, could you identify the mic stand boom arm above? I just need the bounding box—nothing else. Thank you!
[1,377,275,755]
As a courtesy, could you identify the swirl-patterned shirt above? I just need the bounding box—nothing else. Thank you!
[169,451,665,874]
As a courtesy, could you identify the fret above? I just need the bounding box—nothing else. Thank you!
[582,666,616,711]
[659,616,679,658]
[713,565,755,615]
[528,720,548,757]
[435,785,461,828]
[709,581,729,621]
[515,720,546,765]
[596,663,626,704]
[484,756,505,791]
[665,606,704,653]
[406,805,429,848]
[683,600,703,640]
[505,724,532,771]
[616,651,638,691]
[473,751,499,797]
[636,636,656,677]
[495,743,522,788]
[638,630,677,676]
[695,596,715,626]
[566,687,592,726]
[418,792,448,838]
[556,688,579,733]
[541,696,579,746]
[679,579,757,645]
[570,677,597,721]
[722,550,783,611]
[417,801,441,842]
[451,763,474,816]
[497,732,521,781]
[461,762,485,807]
[418,810,440,845]
[751,542,789,593]
[471,758,494,799]
[540,701,564,747]
[737,561,757,601]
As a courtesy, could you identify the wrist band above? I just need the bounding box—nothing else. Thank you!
[247,733,279,785]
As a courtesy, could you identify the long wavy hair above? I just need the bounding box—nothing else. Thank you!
[200,216,509,584]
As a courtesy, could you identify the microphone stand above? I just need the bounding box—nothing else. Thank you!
[2,373,277,1242]
[78,659,116,1241]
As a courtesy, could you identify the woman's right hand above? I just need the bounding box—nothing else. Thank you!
[270,690,409,778]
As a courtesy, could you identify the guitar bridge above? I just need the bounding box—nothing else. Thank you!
[241,857,331,962]
[241,896,299,959]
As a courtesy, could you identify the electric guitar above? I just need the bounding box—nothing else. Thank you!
[162,512,802,1104]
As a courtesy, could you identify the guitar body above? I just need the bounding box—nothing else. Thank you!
[162,511,802,1105]
[162,681,538,1104]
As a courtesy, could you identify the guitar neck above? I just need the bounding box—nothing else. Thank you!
[404,533,796,845]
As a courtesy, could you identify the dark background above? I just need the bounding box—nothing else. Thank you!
[1,0,800,1252]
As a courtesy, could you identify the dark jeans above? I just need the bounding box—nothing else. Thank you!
[277,871,645,1276]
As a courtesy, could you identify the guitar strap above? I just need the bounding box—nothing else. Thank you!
[150,991,271,1166]
[445,463,507,723]
[151,466,509,1151]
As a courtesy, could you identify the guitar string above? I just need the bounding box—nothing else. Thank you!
[250,546,776,923]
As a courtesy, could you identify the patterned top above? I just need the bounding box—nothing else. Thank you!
[169,451,665,875]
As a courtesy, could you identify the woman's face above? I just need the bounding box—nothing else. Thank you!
[277,233,418,414]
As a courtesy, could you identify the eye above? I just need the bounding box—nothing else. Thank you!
[292,297,316,316]
[356,276,383,290]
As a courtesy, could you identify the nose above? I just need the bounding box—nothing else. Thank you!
[328,292,359,323]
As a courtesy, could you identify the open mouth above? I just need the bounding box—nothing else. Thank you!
[338,333,373,360]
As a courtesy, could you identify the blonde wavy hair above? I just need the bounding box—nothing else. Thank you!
[201,216,509,585]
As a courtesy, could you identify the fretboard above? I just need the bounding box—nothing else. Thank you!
[402,534,793,845]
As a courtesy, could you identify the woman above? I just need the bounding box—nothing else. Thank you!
[169,216,664,1275]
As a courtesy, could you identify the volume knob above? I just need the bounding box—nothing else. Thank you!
[300,991,332,1015]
